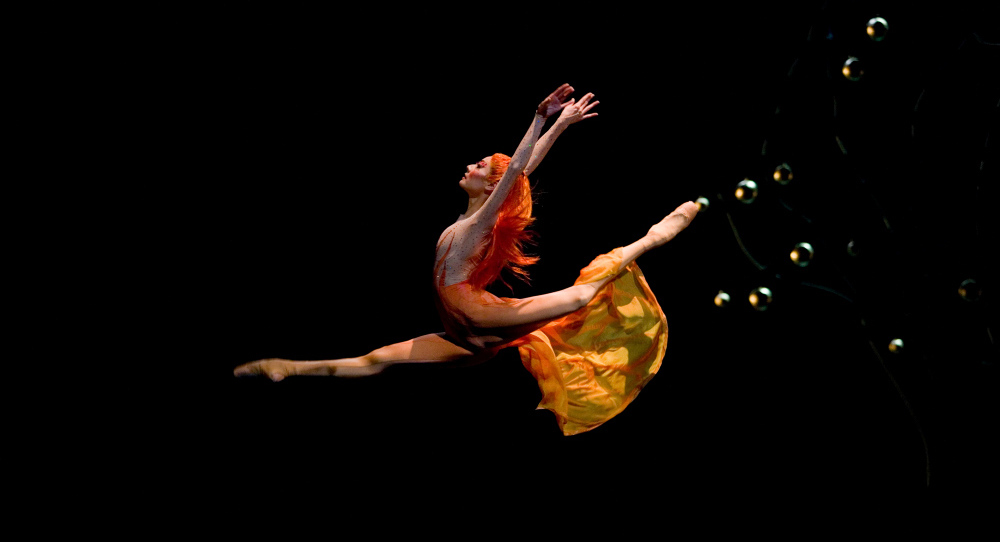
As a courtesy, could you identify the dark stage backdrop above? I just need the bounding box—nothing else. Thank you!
[157,2,996,511]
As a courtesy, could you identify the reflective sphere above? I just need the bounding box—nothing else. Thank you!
[714,290,731,307]
[749,287,773,311]
[773,163,793,185]
[847,240,860,257]
[867,17,889,41]
[842,56,864,81]
[790,242,815,266]
[735,179,758,204]
[888,338,904,354]
[788,243,816,267]
[958,279,982,302]
[696,196,711,212]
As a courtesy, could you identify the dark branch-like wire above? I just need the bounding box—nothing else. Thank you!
[867,340,932,488]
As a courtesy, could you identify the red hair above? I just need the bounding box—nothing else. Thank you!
[467,153,539,290]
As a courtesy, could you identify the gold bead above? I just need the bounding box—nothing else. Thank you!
[842,57,864,81]
[773,163,793,185]
[790,242,815,267]
[735,179,758,204]
[958,279,982,302]
[749,287,773,311]
[867,17,888,41]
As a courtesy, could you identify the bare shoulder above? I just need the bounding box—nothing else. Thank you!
[443,213,488,235]
[437,215,474,246]
[437,215,489,255]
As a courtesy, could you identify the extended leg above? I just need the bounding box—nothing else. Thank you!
[622,200,700,268]
[233,333,487,382]
[465,201,699,336]
[233,203,699,380]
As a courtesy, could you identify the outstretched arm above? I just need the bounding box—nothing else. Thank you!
[524,92,599,176]
[475,84,574,223]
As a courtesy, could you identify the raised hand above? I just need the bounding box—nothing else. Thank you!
[536,83,575,119]
[556,92,599,125]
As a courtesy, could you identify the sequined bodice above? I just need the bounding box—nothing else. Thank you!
[434,217,489,288]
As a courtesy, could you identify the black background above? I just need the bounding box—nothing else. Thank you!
[130,1,997,520]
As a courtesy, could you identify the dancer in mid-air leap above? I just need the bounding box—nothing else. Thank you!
[235,84,699,435]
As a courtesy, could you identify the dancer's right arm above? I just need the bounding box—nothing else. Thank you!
[473,84,574,225]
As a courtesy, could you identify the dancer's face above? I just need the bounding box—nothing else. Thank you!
[459,156,493,196]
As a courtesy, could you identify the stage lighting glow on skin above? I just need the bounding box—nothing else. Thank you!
[749,287,773,311]
[867,17,888,41]
[773,163,793,185]
[735,179,758,203]
[790,242,814,266]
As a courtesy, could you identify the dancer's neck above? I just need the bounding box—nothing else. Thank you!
[462,192,490,220]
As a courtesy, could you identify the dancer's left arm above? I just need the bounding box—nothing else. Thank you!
[524,92,599,176]
[475,84,573,223]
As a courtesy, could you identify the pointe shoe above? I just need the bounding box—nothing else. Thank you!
[678,201,700,217]
[648,201,698,247]
[233,359,288,382]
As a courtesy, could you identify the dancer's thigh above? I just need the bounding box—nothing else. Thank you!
[368,333,487,365]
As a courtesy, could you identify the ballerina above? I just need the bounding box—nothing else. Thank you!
[235,83,699,435]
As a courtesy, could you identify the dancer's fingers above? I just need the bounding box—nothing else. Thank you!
[550,83,571,98]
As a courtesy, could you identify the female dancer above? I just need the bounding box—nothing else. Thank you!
[235,84,699,434]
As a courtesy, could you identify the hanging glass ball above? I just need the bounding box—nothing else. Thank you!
[749,287,773,311]
[958,279,982,302]
[773,163,793,185]
[842,57,864,81]
[867,17,889,41]
[847,240,860,257]
[696,196,711,212]
[714,290,731,307]
[735,179,758,204]
[888,338,904,354]
[790,242,815,266]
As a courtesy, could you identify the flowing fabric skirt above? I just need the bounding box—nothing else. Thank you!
[507,248,668,436]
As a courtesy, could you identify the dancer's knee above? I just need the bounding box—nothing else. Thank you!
[361,341,422,366]
[359,350,384,367]
[571,283,596,310]
[361,337,476,367]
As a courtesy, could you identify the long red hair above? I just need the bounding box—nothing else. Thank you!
[467,153,539,290]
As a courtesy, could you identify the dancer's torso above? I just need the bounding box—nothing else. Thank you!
[433,216,510,351]
[434,216,489,288]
